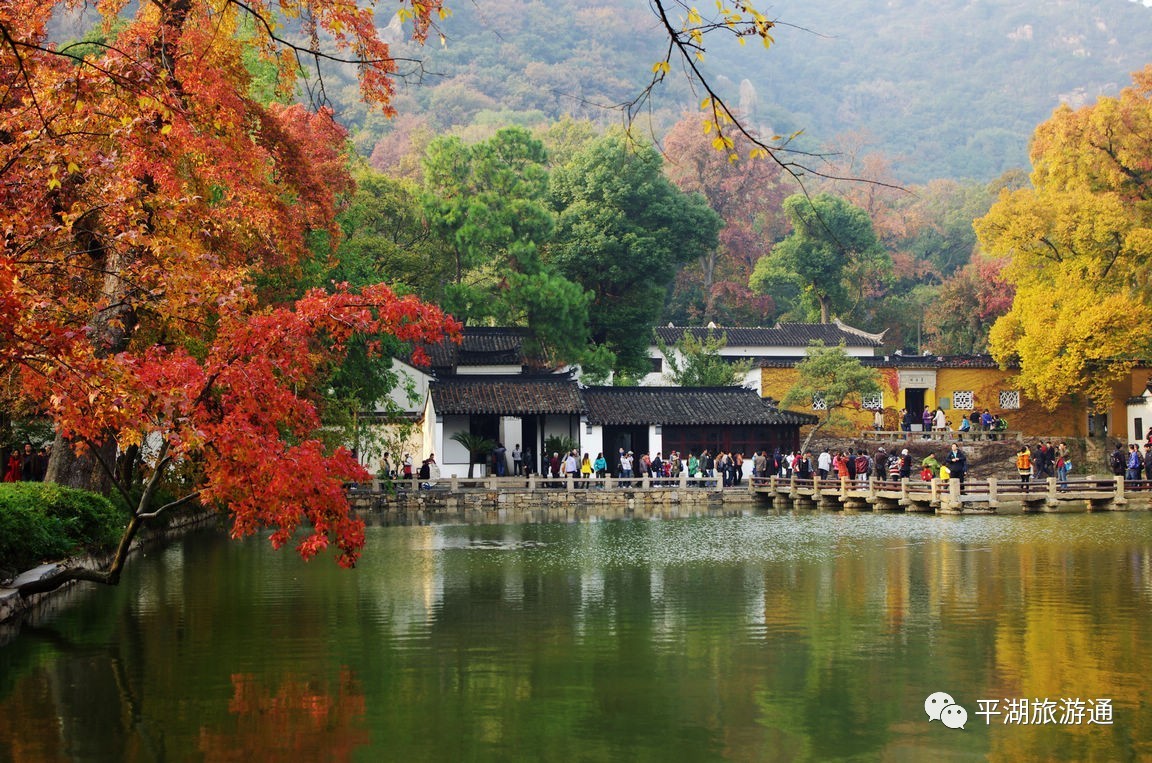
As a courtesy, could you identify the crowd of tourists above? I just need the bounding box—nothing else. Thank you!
[3,442,50,483]
[1013,441,1075,490]
[754,444,970,489]
[1109,436,1152,484]
[889,405,1009,437]
[370,428,1152,493]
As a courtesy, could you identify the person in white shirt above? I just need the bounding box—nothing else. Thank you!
[817,448,832,479]
[564,450,579,479]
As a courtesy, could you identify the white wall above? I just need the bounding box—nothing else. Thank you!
[1129,394,1152,444]
[641,343,874,386]
[385,361,433,414]
[581,422,604,462]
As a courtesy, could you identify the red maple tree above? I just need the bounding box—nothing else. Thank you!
[1,0,458,594]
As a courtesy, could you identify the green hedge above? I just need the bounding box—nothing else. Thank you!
[0,482,125,581]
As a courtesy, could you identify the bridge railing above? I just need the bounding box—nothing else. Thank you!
[749,474,1135,504]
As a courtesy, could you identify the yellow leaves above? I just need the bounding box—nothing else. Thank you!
[652,60,671,75]
[993,285,1152,411]
[976,68,1152,409]
[711,135,734,152]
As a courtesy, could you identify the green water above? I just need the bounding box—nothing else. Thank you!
[2,511,1151,761]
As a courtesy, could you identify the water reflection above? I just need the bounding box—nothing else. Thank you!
[1,513,1151,760]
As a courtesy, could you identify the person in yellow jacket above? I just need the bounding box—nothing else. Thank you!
[580,452,593,487]
[1016,445,1032,491]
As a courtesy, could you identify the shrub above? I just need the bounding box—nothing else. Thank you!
[0,483,125,581]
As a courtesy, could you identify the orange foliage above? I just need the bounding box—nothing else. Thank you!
[198,671,370,761]
[0,0,458,567]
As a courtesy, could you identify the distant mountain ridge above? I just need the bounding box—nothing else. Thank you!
[372,0,1152,182]
[47,0,1152,182]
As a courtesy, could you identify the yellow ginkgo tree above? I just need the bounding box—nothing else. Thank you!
[975,65,1152,411]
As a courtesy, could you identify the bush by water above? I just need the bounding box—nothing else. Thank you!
[0,482,124,581]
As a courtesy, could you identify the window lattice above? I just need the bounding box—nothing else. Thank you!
[861,392,883,411]
[812,394,827,411]
[999,390,1021,410]
[952,391,974,410]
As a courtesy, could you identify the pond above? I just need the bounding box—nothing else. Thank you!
[2,510,1151,761]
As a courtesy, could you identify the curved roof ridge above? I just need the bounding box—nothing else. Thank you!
[831,319,888,343]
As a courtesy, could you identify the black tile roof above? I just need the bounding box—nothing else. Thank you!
[422,327,529,369]
[757,354,1007,369]
[654,322,885,349]
[583,386,818,426]
[430,376,585,416]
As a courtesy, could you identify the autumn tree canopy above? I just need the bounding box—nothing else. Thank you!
[0,0,459,593]
[662,114,790,324]
[974,66,1152,410]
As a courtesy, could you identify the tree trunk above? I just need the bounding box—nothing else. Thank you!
[44,227,138,494]
[702,251,717,320]
[799,419,826,456]
[44,435,115,494]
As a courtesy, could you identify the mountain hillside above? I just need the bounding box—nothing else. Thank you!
[362,0,1152,182]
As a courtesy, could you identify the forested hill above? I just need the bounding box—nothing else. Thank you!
[356,0,1152,183]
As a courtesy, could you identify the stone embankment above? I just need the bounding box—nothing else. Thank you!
[352,483,758,524]
[0,509,220,631]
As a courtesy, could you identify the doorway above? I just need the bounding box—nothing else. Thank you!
[905,388,926,419]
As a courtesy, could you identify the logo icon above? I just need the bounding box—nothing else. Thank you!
[925,691,967,730]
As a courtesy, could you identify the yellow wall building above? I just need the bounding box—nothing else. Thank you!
[759,356,1121,440]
